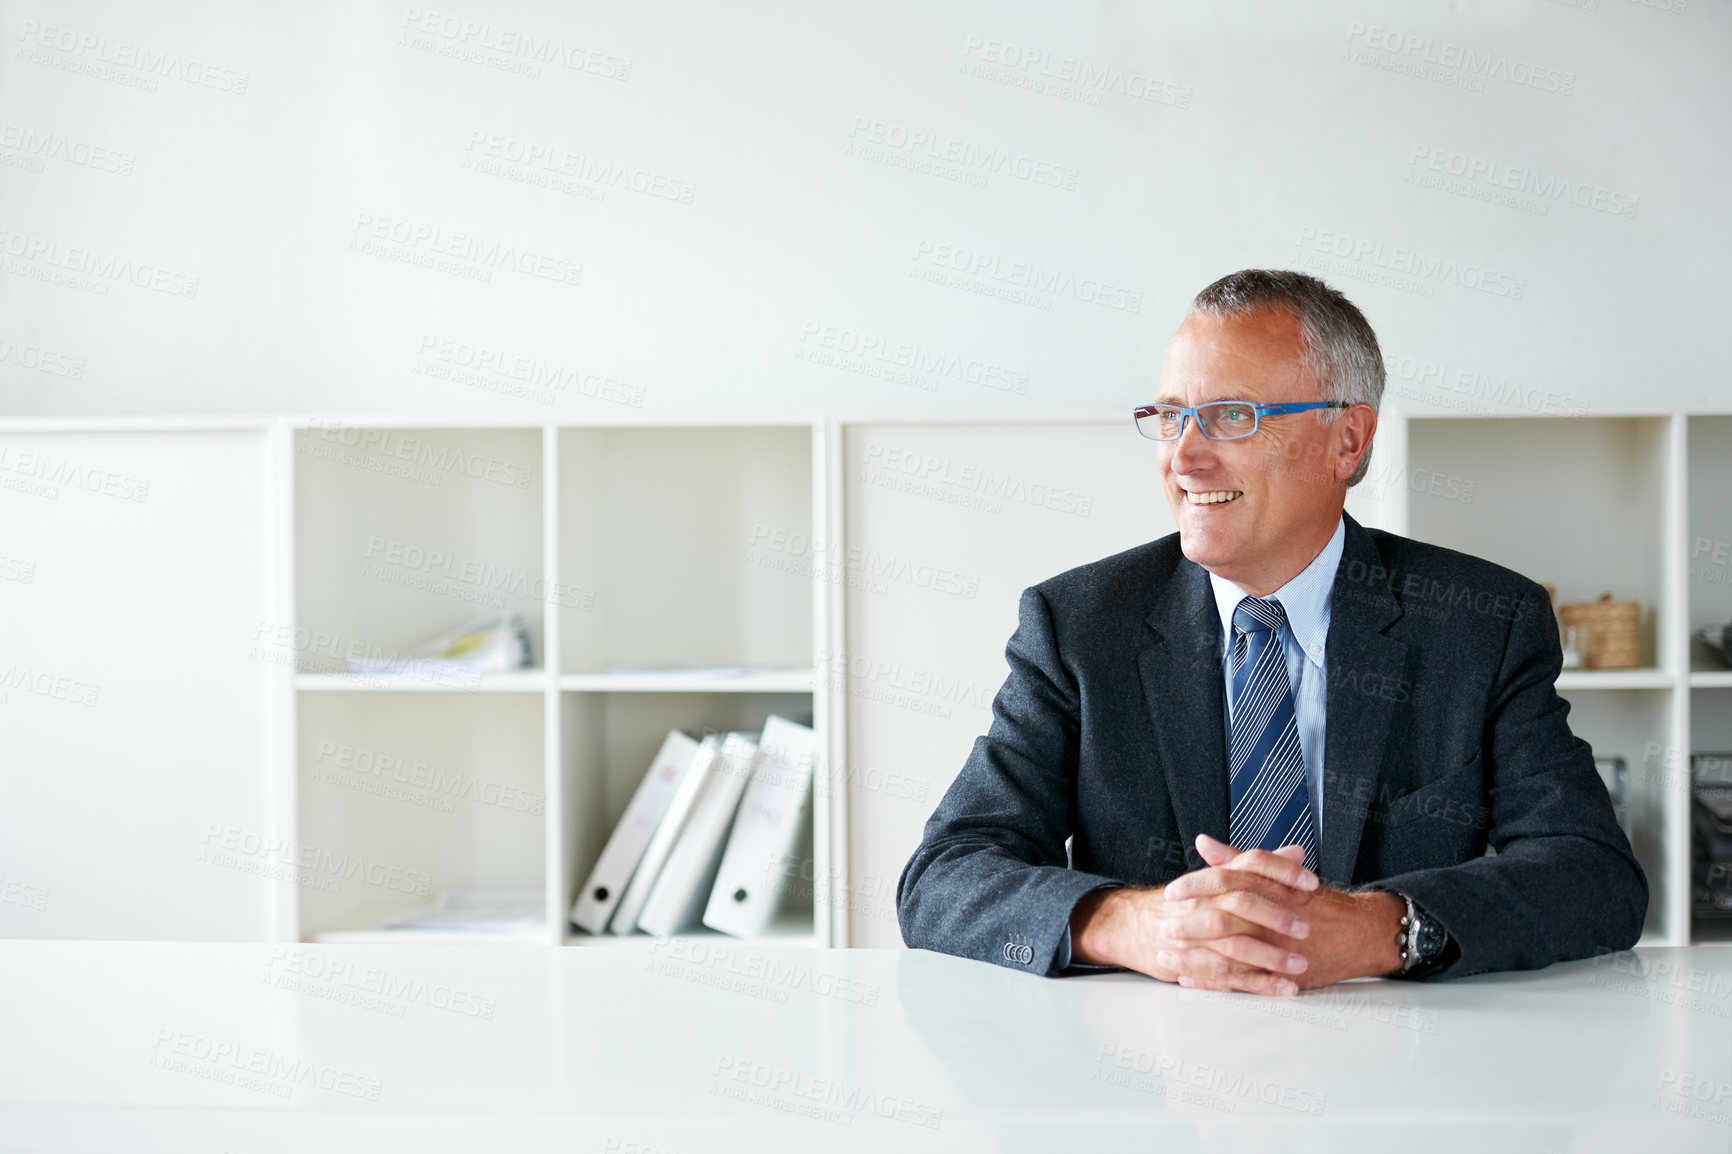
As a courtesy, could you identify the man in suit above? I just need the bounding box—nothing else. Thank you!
[896,269,1647,994]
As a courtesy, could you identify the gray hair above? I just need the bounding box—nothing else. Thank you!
[1190,269,1384,487]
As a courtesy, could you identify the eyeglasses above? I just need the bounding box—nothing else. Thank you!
[1132,400,1350,441]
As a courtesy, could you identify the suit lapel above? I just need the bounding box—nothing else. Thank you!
[1319,513,1407,885]
[1139,555,1230,871]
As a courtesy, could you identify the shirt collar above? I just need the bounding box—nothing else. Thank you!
[1208,515,1345,669]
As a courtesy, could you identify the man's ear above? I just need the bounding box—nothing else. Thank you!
[1334,403,1378,483]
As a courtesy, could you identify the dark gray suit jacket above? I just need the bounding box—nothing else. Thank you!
[897,513,1648,979]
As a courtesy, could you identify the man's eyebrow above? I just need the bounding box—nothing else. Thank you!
[1150,393,1245,406]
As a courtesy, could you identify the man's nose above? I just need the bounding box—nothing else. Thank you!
[1168,413,1217,473]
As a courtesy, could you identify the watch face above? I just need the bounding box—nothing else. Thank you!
[1415,917,1446,961]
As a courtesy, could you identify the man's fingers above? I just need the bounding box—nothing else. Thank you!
[1163,892,1310,941]
[1157,946,1298,996]
[1195,832,1240,867]
[1221,887,1311,938]
[1198,831,1302,883]
[1182,968,1298,997]
[1155,944,1235,984]
[1190,844,1319,893]
[1164,862,1315,907]
[1226,846,1319,890]
[1196,932,1308,976]
[1159,907,1308,973]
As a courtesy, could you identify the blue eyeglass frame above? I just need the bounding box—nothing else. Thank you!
[1131,400,1351,441]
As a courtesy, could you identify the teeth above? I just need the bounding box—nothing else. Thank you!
[1187,490,1242,505]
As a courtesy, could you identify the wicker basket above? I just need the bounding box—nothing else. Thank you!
[1558,593,1641,669]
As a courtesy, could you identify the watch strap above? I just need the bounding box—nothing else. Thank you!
[1400,893,1422,975]
[1393,891,1450,978]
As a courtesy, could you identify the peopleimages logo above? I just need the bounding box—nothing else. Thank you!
[0,334,85,379]
[1343,22,1576,94]
[797,322,1030,395]
[399,8,632,80]
[15,20,251,94]
[957,35,1193,109]
[711,1056,944,1129]
[462,131,694,204]
[0,226,200,299]
[910,239,1142,313]
[0,444,150,501]
[0,124,136,175]
[301,423,535,488]
[859,442,1095,517]
[846,116,1080,190]
[1406,145,1639,219]
[414,336,645,408]
[347,212,582,287]
[1294,227,1526,300]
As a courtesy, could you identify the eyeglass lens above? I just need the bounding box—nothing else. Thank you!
[1141,402,1259,440]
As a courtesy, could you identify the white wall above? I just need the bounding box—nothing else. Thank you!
[1,0,1726,421]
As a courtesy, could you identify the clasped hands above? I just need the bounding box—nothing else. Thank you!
[1068,833,1406,995]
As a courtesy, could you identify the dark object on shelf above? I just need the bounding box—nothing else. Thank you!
[1691,752,1732,919]
[1557,593,1640,669]
[1696,623,1732,669]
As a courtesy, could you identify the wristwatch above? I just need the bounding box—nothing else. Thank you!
[1392,892,1449,977]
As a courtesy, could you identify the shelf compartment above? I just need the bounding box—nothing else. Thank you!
[294,425,546,675]
[557,426,813,676]
[1690,688,1732,944]
[556,690,815,945]
[1688,416,1732,675]
[296,691,547,942]
[1408,416,1672,673]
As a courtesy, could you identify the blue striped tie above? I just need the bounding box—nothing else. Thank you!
[1227,597,1318,872]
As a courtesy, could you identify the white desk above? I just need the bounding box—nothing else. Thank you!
[2,941,1730,1152]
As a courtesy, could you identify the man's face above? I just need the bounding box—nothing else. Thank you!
[1155,307,1367,593]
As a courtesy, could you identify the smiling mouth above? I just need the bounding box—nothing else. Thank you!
[1186,490,1243,505]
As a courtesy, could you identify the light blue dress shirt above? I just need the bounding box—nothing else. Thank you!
[1208,514,1344,844]
[1057,516,1345,971]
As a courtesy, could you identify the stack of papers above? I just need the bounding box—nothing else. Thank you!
[347,615,532,679]
[375,889,546,935]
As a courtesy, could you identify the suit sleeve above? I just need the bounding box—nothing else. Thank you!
[897,586,1121,976]
[1377,582,1650,978]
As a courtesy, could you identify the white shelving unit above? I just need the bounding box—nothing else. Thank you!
[0,416,837,949]
[1379,412,1725,947]
[287,420,834,949]
[4,408,1731,951]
